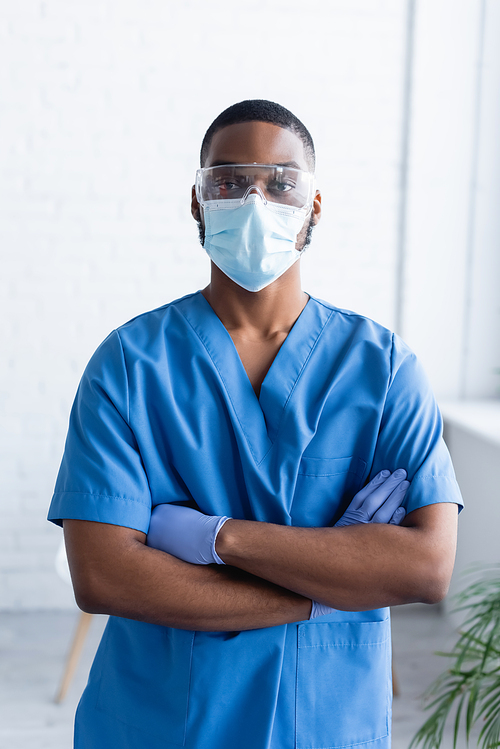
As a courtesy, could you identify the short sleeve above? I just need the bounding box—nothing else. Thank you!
[48,330,152,533]
[371,334,463,516]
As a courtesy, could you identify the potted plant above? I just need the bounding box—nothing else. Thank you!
[410,566,500,748]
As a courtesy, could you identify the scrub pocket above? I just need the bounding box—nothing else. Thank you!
[96,618,194,746]
[295,618,391,749]
[293,456,367,527]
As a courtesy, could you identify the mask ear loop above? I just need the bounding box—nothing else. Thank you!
[240,185,267,205]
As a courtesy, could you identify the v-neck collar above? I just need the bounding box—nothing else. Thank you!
[177,291,333,464]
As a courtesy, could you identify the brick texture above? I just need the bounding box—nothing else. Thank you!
[0,0,406,609]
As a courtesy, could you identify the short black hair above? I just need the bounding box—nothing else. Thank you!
[200,99,315,172]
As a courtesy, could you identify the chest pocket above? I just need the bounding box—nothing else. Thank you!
[295,618,391,749]
[293,456,366,527]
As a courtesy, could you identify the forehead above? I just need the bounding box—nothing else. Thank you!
[205,121,309,171]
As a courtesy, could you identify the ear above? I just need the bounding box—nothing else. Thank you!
[312,189,322,226]
[191,185,201,222]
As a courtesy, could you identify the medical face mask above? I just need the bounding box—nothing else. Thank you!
[196,163,315,292]
[202,193,311,292]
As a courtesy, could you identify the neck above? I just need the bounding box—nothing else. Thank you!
[201,262,309,339]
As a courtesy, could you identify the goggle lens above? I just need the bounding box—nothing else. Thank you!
[196,164,315,209]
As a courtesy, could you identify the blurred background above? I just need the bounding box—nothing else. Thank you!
[0,0,499,746]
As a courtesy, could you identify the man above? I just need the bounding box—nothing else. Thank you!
[48,100,462,749]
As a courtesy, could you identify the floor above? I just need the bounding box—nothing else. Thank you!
[0,604,482,748]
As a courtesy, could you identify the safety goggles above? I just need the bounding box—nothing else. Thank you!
[195,164,315,210]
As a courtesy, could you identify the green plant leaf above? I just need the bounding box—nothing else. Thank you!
[411,566,500,749]
[478,707,500,748]
[479,693,500,727]
[453,692,466,749]
[466,682,479,740]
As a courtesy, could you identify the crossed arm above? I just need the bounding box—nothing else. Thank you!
[64,475,458,631]
[215,503,458,611]
[64,519,312,631]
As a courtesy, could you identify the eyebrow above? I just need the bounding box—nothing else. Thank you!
[208,160,303,169]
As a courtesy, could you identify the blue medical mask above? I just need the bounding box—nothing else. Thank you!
[202,193,310,292]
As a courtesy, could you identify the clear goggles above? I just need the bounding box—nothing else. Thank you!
[195,164,315,210]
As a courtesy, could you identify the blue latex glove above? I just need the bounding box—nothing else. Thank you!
[310,468,409,619]
[334,468,409,528]
[147,504,230,565]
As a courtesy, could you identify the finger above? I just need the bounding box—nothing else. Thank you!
[371,480,410,524]
[371,479,409,523]
[389,507,406,525]
[361,469,408,519]
[346,469,392,511]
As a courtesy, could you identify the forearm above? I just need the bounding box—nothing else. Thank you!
[64,520,311,631]
[216,510,456,610]
[100,545,312,631]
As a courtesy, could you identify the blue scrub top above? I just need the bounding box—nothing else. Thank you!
[49,292,462,749]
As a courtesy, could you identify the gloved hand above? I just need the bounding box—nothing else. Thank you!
[334,469,409,527]
[310,468,409,619]
[147,503,230,565]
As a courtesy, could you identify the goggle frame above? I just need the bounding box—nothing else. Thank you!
[195,163,316,210]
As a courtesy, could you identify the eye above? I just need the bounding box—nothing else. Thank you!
[268,179,295,193]
[214,179,237,189]
[213,179,242,194]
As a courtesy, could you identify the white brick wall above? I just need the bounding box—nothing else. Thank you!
[3,0,485,609]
